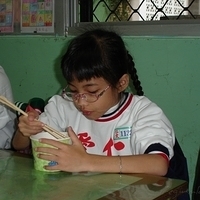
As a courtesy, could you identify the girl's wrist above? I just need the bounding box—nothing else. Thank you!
[19,130,30,139]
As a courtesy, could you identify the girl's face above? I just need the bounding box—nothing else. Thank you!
[67,77,121,120]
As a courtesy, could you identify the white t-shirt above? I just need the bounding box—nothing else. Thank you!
[39,93,175,159]
[0,66,16,149]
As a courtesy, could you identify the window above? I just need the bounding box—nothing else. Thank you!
[93,0,198,22]
[1,0,199,36]
[67,0,200,36]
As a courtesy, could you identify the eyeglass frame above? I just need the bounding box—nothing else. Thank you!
[62,85,110,103]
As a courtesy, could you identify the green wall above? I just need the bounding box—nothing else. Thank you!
[0,35,199,197]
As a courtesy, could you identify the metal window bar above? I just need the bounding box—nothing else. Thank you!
[78,0,200,22]
[79,0,93,22]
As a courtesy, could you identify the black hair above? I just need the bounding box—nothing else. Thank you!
[61,29,144,96]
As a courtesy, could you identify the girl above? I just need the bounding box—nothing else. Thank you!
[12,29,188,183]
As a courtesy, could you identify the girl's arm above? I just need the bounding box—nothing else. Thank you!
[12,129,31,150]
[36,127,169,176]
[85,153,168,176]
[12,112,43,150]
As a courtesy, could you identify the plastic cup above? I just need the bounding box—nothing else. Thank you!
[30,131,71,172]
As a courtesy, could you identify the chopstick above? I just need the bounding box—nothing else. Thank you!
[43,124,66,139]
[0,95,66,139]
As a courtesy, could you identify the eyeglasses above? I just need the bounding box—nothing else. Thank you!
[62,85,110,103]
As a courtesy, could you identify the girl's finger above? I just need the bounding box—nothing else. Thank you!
[67,126,81,145]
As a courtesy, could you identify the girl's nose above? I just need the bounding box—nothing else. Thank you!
[74,93,87,102]
[76,97,88,107]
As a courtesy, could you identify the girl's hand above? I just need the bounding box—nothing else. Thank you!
[18,110,43,137]
[37,126,89,172]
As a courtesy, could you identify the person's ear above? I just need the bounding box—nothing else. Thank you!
[117,74,129,92]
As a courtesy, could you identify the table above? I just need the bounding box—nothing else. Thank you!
[0,150,188,200]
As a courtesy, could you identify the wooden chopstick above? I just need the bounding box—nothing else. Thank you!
[42,126,64,139]
[43,124,66,138]
[0,96,28,116]
[0,96,66,139]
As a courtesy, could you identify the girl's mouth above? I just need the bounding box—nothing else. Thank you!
[82,111,92,116]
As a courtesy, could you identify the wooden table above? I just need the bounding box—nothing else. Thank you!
[0,150,188,200]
